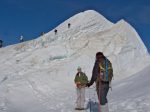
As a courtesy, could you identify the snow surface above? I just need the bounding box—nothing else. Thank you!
[109,65,150,112]
[0,10,150,112]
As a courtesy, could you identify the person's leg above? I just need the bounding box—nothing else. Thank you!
[100,83,109,105]
[104,83,109,112]
[97,83,109,112]
[100,84,105,105]
[96,82,100,98]
[103,83,109,103]
[80,87,85,109]
[96,82,104,112]
[99,83,109,112]
[76,88,81,109]
[79,88,82,108]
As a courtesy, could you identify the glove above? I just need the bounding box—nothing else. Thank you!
[86,83,91,87]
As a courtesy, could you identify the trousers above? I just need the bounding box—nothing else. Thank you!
[96,82,109,105]
[76,87,85,108]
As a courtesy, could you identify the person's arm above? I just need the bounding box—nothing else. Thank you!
[87,61,99,87]
[74,74,78,83]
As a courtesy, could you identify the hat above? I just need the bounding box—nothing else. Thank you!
[77,66,81,70]
[96,52,105,60]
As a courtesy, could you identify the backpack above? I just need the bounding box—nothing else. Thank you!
[98,58,113,82]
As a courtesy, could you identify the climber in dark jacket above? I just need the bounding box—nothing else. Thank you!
[86,52,113,112]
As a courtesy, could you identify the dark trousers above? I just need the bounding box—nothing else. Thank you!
[96,82,109,105]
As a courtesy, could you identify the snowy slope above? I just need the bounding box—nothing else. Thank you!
[0,10,150,112]
[109,65,150,112]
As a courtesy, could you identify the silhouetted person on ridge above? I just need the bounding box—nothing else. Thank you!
[54,29,57,35]
[68,23,71,28]
[20,35,24,43]
[41,32,45,36]
[0,40,3,48]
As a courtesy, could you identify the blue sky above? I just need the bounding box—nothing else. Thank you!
[0,0,150,52]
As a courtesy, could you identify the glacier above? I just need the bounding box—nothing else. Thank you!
[0,10,150,112]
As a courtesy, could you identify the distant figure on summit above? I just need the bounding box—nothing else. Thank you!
[54,29,57,35]
[0,40,3,48]
[20,35,24,43]
[68,23,71,28]
[41,32,45,36]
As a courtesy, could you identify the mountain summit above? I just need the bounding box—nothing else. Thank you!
[55,10,113,32]
[36,10,150,78]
